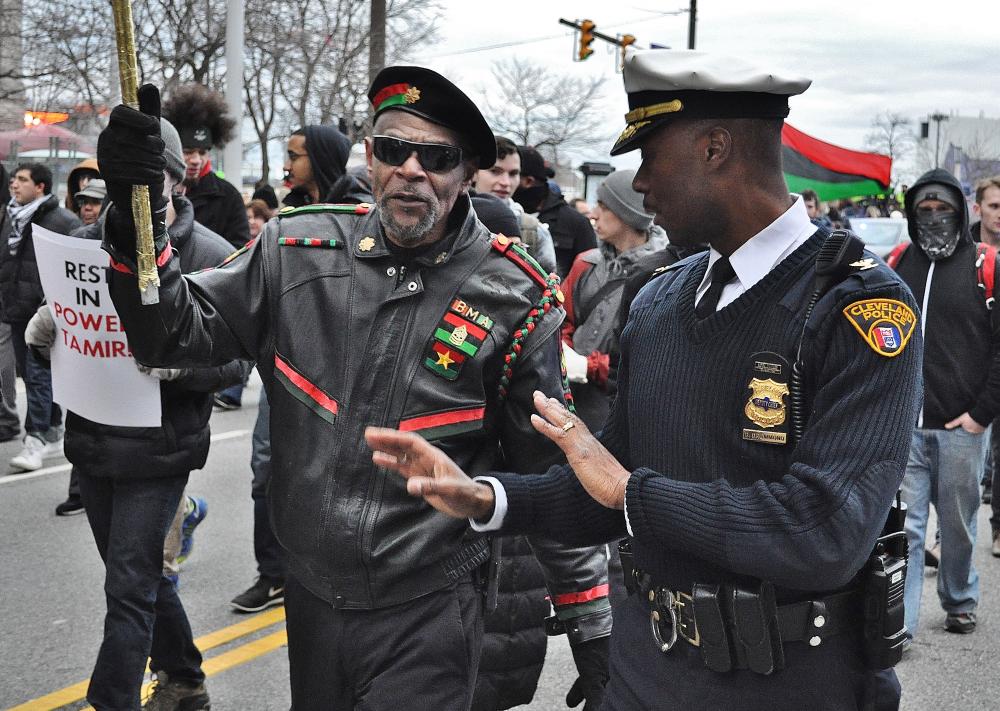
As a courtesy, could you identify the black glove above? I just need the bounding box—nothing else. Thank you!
[566,636,610,710]
[96,83,168,254]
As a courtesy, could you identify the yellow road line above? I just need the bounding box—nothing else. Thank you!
[9,608,286,711]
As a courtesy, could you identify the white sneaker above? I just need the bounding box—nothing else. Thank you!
[10,435,45,471]
[42,437,64,459]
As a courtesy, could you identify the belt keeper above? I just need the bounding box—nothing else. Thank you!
[692,583,733,673]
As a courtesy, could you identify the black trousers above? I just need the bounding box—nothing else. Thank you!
[603,591,899,711]
[285,575,484,711]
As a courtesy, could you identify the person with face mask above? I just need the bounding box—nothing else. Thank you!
[890,168,1000,641]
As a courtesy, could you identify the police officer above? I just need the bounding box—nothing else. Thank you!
[367,50,922,711]
[96,68,611,710]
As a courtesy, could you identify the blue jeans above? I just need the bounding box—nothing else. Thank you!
[252,388,285,580]
[900,427,987,636]
[10,320,61,440]
[77,469,205,710]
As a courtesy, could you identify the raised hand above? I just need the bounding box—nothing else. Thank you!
[529,390,630,510]
[365,427,496,520]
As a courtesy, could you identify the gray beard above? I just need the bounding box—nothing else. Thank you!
[377,195,438,246]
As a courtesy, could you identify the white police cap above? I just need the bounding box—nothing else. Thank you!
[611,49,812,156]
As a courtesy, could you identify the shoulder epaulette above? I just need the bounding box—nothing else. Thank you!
[278,202,372,218]
[489,234,551,289]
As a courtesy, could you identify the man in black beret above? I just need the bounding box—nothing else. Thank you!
[96,65,611,710]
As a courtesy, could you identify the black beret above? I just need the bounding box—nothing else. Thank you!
[368,66,496,169]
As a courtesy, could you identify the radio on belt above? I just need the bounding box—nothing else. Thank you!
[862,492,908,669]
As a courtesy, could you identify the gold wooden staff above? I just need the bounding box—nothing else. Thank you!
[110,0,160,305]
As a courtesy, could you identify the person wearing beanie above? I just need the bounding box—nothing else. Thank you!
[512,145,596,278]
[21,111,252,710]
[162,84,250,249]
[559,169,665,432]
[889,168,1000,639]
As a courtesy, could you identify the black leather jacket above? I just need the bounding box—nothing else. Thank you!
[104,195,611,625]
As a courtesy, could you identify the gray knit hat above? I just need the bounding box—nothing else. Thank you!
[910,183,962,213]
[597,169,653,231]
[159,118,186,182]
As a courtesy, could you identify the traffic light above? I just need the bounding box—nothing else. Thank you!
[578,20,596,61]
[620,34,636,67]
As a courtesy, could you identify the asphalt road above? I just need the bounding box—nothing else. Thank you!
[2,381,999,710]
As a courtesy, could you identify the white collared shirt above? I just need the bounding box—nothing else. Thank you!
[694,195,815,311]
[471,194,818,535]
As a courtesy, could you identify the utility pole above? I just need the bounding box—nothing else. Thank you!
[369,0,386,88]
[223,0,244,189]
[930,112,949,169]
[688,0,697,49]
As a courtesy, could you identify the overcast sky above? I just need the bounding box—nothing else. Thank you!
[406,0,1000,171]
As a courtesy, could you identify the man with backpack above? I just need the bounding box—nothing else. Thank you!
[888,169,1000,639]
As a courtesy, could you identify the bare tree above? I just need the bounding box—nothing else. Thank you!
[483,58,607,165]
[865,111,914,185]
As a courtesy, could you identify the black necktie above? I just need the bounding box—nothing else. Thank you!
[695,257,737,318]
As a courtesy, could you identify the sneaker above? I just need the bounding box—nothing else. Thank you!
[165,573,179,589]
[944,612,977,634]
[230,576,285,613]
[177,496,208,564]
[992,531,1000,558]
[924,542,940,569]
[142,672,210,710]
[10,435,45,471]
[212,393,240,410]
[55,496,85,516]
[42,437,63,459]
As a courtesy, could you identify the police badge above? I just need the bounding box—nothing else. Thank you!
[742,351,790,445]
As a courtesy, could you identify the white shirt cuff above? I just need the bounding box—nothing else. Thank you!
[469,476,508,532]
[624,489,634,537]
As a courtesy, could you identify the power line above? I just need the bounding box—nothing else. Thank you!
[420,9,689,59]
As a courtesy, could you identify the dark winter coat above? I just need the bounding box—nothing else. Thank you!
[64,196,251,479]
[893,168,1000,429]
[0,194,82,323]
[538,193,597,278]
[185,170,250,249]
[472,536,549,711]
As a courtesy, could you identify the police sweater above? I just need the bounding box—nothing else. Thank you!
[493,233,923,599]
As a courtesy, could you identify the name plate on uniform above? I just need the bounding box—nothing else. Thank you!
[741,351,790,446]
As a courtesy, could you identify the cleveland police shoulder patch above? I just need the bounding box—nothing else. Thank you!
[842,298,916,357]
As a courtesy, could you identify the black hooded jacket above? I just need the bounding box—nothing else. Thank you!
[894,168,1000,428]
[283,125,358,207]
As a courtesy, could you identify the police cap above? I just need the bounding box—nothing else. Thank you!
[611,49,812,156]
[368,66,497,169]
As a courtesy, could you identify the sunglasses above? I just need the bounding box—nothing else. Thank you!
[372,135,464,173]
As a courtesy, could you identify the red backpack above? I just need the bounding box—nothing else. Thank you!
[886,242,998,310]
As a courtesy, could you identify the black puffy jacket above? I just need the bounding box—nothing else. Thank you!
[65,196,251,479]
[0,194,81,323]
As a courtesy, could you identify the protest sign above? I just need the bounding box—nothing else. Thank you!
[32,226,161,427]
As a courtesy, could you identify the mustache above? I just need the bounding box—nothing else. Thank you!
[386,188,432,204]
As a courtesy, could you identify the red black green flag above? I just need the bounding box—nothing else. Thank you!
[782,124,892,201]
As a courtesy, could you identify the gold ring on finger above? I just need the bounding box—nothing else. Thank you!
[562,420,576,432]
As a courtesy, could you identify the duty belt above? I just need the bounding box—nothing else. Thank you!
[626,567,860,674]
